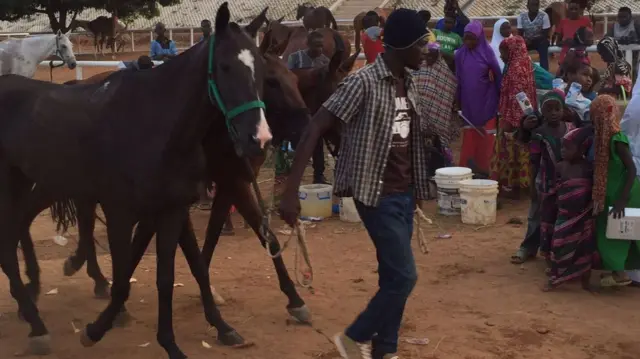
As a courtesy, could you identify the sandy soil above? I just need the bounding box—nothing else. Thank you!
[2,166,640,359]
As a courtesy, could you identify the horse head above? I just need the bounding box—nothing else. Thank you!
[210,2,271,156]
[296,3,315,20]
[260,18,291,55]
[54,30,77,70]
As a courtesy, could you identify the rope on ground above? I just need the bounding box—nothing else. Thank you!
[414,207,432,254]
[266,220,314,288]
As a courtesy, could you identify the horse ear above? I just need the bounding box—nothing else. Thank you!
[245,7,268,39]
[277,16,284,23]
[215,2,231,34]
[56,29,62,36]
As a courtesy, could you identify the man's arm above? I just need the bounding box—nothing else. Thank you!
[286,52,298,70]
[150,41,163,60]
[168,41,178,57]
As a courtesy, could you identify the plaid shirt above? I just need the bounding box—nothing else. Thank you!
[322,55,430,207]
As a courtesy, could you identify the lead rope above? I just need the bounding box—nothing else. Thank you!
[414,206,431,254]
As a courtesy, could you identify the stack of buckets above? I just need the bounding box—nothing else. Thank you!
[433,167,499,225]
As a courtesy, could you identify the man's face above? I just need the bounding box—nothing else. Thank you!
[567,3,581,19]
[444,17,455,31]
[618,11,632,27]
[155,24,166,37]
[527,0,540,13]
[400,37,428,70]
[201,21,212,36]
[308,38,323,57]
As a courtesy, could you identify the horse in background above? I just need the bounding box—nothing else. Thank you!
[71,16,126,58]
[0,31,77,78]
[260,19,351,63]
[353,8,392,51]
[296,3,338,30]
[0,2,270,356]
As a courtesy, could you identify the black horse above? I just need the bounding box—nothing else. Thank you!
[0,3,269,358]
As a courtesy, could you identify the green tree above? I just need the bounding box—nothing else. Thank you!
[0,0,180,33]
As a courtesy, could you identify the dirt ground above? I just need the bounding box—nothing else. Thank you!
[6,38,637,359]
[2,161,640,359]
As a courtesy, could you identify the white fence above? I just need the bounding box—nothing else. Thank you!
[6,12,622,55]
[39,44,640,81]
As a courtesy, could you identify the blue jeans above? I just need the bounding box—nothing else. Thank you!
[519,193,540,254]
[346,191,418,357]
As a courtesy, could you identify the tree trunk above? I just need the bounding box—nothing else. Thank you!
[46,7,77,33]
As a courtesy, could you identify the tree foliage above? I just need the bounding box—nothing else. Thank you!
[0,0,180,32]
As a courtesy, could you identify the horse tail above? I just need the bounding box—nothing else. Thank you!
[328,11,338,30]
[49,199,78,234]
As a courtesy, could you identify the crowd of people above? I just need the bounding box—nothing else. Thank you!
[271,2,640,359]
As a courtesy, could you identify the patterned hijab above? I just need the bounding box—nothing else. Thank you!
[592,94,622,211]
[597,36,632,82]
[498,35,537,127]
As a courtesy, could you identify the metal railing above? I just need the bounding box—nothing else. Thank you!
[38,43,640,81]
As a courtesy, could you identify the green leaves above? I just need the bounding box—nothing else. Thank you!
[0,0,181,32]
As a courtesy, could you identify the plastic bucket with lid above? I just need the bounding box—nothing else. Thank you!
[459,179,499,225]
[339,197,361,223]
[299,184,333,219]
[434,167,473,216]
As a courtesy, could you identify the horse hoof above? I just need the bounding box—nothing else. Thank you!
[287,305,311,324]
[27,334,52,355]
[93,284,110,299]
[113,310,133,328]
[210,286,226,306]
[63,258,79,277]
[79,329,96,347]
[217,330,253,348]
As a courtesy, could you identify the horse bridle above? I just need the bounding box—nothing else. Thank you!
[48,34,66,82]
[206,35,279,248]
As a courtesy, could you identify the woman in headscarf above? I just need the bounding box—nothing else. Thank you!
[456,20,502,176]
[592,94,640,287]
[490,18,512,72]
[415,42,458,170]
[595,36,632,99]
[545,126,596,292]
[490,35,536,198]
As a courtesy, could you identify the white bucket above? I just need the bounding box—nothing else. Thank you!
[339,197,361,223]
[299,184,333,219]
[434,167,473,216]
[459,179,499,225]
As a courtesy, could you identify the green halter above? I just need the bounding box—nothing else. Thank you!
[207,35,266,137]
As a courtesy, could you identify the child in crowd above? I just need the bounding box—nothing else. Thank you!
[596,36,633,99]
[545,127,596,292]
[361,11,384,64]
[606,6,640,44]
[565,60,596,101]
[434,14,463,71]
[553,0,592,65]
[557,26,594,77]
[523,90,575,263]
[591,95,640,287]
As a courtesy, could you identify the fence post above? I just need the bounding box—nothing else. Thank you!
[131,30,135,52]
[169,29,173,41]
[150,30,153,47]
[603,16,608,37]
[190,28,194,46]
[76,66,83,80]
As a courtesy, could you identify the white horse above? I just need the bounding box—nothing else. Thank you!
[0,31,77,78]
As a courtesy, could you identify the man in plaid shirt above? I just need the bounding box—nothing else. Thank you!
[280,8,430,359]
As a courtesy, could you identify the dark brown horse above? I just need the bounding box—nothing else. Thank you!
[0,3,270,357]
[296,3,338,30]
[260,19,351,63]
[16,20,314,339]
[70,16,126,58]
[353,7,392,51]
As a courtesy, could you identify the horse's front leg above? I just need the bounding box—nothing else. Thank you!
[233,183,310,323]
[178,215,248,348]
[80,203,135,346]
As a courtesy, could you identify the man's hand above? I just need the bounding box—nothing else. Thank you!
[278,193,301,227]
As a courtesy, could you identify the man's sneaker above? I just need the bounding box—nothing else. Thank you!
[333,332,372,359]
